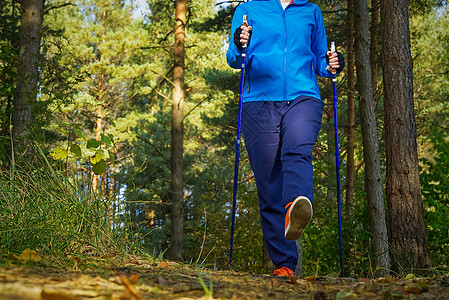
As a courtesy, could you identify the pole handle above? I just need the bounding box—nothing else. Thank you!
[242,15,248,49]
[330,41,336,74]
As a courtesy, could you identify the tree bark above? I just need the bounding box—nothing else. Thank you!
[295,239,303,276]
[370,0,380,97]
[12,0,44,141]
[346,0,355,214]
[92,71,104,193]
[262,239,274,272]
[380,0,430,272]
[168,0,186,261]
[354,0,390,277]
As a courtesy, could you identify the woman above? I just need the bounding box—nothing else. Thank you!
[226,0,344,276]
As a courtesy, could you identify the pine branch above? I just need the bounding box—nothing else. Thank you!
[44,2,74,15]
[136,136,170,163]
[215,0,245,5]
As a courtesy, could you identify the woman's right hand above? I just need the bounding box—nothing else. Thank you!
[234,24,252,50]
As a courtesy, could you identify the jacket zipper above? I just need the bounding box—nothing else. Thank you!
[282,8,287,100]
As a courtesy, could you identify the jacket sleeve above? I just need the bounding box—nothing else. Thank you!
[226,6,245,69]
[311,7,338,78]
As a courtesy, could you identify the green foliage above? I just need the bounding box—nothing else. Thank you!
[410,0,448,14]
[412,7,449,137]
[413,7,449,267]
[50,126,116,176]
[0,0,20,156]
[420,126,449,265]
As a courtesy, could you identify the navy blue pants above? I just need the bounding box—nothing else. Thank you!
[242,96,324,271]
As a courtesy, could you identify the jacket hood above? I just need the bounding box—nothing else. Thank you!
[289,0,310,4]
[250,0,310,4]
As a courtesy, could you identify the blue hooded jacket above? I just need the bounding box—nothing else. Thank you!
[226,0,334,102]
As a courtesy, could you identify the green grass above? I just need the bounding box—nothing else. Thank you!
[0,144,140,267]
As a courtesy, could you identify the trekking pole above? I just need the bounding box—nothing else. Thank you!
[229,15,248,270]
[330,41,344,277]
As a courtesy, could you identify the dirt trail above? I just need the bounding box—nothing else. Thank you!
[1,261,449,299]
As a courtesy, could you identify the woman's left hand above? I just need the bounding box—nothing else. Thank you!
[326,51,341,72]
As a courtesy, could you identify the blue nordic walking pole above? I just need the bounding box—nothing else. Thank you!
[330,41,344,277]
[229,15,248,270]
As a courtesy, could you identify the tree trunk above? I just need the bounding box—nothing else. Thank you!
[354,0,390,277]
[92,9,106,194]
[370,0,380,98]
[109,173,115,229]
[12,0,44,141]
[346,0,355,214]
[380,0,430,272]
[92,71,104,193]
[295,239,303,276]
[262,239,274,272]
[167,0,186,261]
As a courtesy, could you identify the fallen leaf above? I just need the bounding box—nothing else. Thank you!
[126,259,141,265]
[289,276,298,284]
[160,261,178,269]
[9,254,19,260]
[109,275,122,285]
[130,274,139,284]
[158,276,173,286]
[172,284,191,293]
[306,275,317,282]
[19,248,41,263]
[387,287,406,298]
[404,286,422,294]
[270,278,278,289]
[378,275,396,283]
[336,290,358,299]
[314,291,329,300]
[41,290,75,300]
[120,274,143,300]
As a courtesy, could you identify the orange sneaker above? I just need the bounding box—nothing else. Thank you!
[284,196,313,240]
[273,266,294,277]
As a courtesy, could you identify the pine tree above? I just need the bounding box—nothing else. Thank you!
[381,0,430,272]
[354,0,390,277]
[12,0,44,143]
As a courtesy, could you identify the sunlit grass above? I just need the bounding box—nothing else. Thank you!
[0,143,142,267]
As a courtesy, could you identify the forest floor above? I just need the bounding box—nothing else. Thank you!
[1,255,449,300]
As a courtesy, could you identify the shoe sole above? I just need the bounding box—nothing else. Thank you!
[285,196,313,240]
